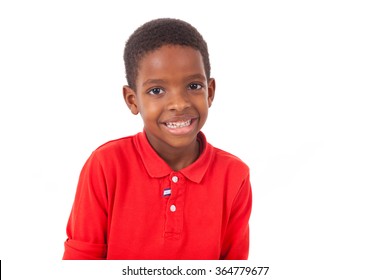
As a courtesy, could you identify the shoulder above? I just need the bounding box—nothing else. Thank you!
[89,134,139,162]
[211,145,250,177]
[200,131,249,177]
[95,135,136,152]
[79,134,142,178]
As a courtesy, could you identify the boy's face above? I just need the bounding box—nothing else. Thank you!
[123,45,215,153]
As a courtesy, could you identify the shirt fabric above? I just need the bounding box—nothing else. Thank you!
[63,131,252,260]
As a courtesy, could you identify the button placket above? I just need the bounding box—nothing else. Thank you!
[164,173,185,237]
[168,173,179,213]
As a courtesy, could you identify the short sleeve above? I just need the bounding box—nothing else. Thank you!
[63,152,108,260]
[220,173,252,260]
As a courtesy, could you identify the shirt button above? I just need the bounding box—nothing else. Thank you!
[170,205,176,212]
[172,176,179,183]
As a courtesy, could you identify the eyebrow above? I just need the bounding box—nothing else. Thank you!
[142,79,166,87]
[142,74,207,87]
[184,74,207,82]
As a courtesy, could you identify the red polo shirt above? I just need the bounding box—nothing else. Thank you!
[63,131,252,260]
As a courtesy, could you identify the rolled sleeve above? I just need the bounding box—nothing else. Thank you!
[63,152,108,260]
[63,239,107,260]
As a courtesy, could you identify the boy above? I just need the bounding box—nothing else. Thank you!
[63,18,252,260]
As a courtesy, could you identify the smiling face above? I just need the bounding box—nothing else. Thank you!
[123,44,215,159]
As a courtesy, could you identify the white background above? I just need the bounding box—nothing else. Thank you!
[0,0,389,279]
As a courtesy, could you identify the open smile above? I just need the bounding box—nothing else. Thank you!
[165,119,192,129]
[162,117,198,135]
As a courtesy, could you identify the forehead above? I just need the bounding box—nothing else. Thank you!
[136,45,205,85]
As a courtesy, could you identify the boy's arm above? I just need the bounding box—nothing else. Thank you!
[220,174,252,260]
[63,152,108,260]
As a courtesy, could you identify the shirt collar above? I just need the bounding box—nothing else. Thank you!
[134,130,214,183]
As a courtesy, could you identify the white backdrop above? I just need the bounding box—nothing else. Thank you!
[0,0,389,279]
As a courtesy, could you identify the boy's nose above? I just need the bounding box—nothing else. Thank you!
[167,90,191,111]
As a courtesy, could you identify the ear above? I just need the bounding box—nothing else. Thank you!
[122,85,139,115]
[207,78,216,108]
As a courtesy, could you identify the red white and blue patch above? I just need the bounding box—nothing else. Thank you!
[163,188,171,197]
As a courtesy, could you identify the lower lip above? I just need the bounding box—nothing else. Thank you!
[163,119,197,136]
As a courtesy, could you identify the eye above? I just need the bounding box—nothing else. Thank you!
[188,83,203,90]
[147,87,165,95]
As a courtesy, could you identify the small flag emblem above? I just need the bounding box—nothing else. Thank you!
[163,188,171,196]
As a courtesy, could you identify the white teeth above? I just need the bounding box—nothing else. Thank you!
[166,120,191,129]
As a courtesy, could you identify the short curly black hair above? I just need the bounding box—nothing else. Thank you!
[124,18,211,90]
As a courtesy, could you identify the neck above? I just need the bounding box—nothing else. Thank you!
[146,134,200,171]
[160,140,200,171]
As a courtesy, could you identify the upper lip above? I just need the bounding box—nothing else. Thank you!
[162,114,198,123]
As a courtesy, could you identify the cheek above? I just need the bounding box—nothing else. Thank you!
[139,101,162,121]
[196,99,210,120]
[199,97,211,111]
